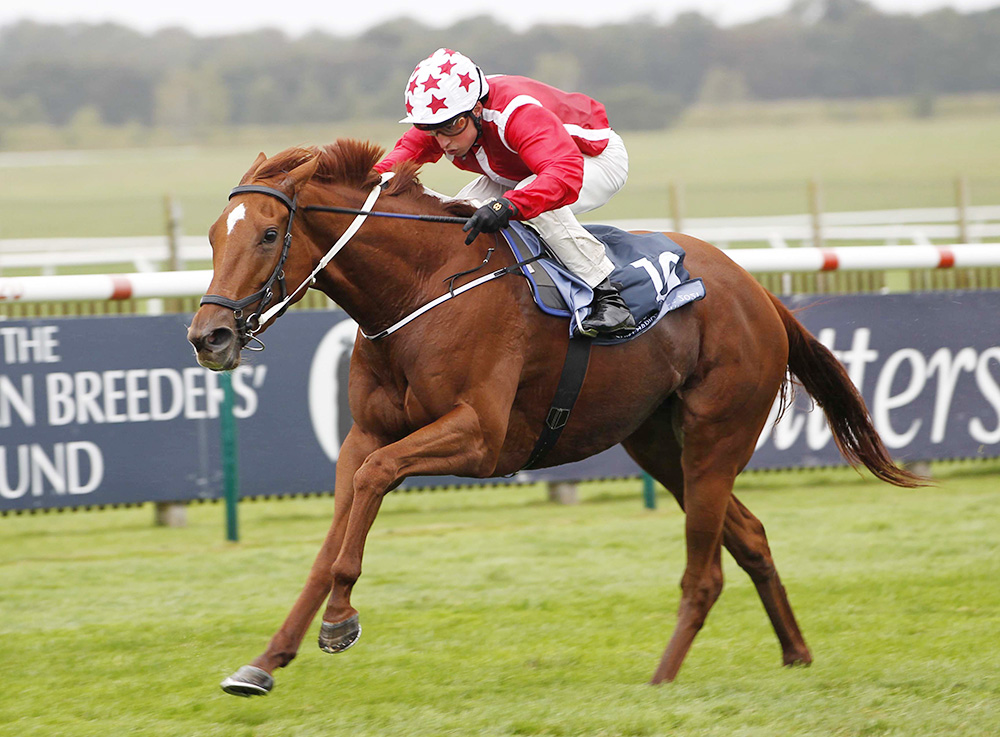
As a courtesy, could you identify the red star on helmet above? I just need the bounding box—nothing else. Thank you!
[407,76,420,94]
[422,74,441,92]
[427,95,448,114]
[457,72,475,92]
[405,100,414,115]
[442,48,456,56]
[439,59,457,75]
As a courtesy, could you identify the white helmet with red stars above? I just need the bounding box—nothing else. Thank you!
[400,48,489,125]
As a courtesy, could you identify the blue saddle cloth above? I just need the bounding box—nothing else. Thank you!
[501,222,706,345]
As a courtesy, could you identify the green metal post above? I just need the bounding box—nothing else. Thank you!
[220,372,240,542]
[642,472,656,510]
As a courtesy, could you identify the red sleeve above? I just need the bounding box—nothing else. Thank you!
[374,128,443,173]
[500,104,584,220]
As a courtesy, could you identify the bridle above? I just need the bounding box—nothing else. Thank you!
[200,175,394,349]
[200,185,299,350]
[199,171,540,347]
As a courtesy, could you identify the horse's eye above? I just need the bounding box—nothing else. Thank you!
[262,228,279,245]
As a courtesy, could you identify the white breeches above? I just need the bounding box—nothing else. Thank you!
[455,130,629,287]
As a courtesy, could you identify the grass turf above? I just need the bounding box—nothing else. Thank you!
[1,463,998,736]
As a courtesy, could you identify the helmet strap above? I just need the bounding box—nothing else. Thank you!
[470,111,484,145]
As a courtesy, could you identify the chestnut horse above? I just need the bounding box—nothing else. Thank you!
[188,140,921,696]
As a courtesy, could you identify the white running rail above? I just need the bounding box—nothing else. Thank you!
[2,244,999,304]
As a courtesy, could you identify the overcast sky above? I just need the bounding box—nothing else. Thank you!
[1,0,997,37]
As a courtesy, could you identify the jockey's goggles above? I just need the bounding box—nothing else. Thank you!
[414,113,472,137]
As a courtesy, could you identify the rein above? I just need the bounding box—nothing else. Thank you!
[303,205,467,225]
[200,173,534,347]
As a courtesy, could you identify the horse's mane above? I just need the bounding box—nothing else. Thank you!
[253,139,476,217]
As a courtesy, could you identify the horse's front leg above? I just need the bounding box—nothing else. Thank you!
[220,426,378,697]
[318,401,505,652]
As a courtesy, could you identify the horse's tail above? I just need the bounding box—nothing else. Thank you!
[768,292,926,488]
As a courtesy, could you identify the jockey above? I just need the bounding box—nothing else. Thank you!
[374,48,636,338]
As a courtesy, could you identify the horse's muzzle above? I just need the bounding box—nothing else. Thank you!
[188,309,241,371]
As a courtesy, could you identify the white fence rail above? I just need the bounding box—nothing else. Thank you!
[0,236,208,273]
[2,243,999,304]
[606,205,1000,248]
[2,206,999,275]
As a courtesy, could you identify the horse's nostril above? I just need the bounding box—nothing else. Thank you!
[205,327,235,351]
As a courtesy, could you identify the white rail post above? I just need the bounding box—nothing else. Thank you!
[165,194,184,271]
[669,181,685,234]
[808,177,824,250]
[955,176,970,245]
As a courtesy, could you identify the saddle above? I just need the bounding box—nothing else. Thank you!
[500,222,706,344]
[503,222,706,469]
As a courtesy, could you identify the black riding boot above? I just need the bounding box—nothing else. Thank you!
[578,278,636,337]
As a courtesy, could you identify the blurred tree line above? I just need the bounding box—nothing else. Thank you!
[1,0,999,132]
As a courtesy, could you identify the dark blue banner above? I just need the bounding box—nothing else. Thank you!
[1,290,998,512]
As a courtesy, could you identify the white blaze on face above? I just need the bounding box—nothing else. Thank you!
[227,203,247,235]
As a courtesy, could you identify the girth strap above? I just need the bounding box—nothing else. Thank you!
[522,336,593,470]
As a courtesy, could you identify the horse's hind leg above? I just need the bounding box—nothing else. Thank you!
[624,399,810,681]
[723,495,812,667]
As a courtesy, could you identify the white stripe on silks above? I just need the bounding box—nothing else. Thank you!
[481,95,543,153]
[474,148,519,189]
[563,124,612,142]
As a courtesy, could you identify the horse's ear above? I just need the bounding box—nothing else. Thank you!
[239,152,268,185]
[284,155,321,194]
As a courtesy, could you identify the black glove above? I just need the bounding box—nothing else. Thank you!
[463,197,517,245]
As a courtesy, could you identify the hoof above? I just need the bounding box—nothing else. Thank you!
[783,652,814,668]
[783,648,814,667]
[220,665,274,697]
[319,613,361,653]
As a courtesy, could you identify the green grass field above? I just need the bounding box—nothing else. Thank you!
[2,464,998,737]
[2,116,1000,240]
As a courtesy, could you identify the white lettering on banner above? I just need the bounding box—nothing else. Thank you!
[0,326,61,364]
[183,367,211,419]
[757,328,880,452]
[46,373,73,425]
[104,370,127,423]
[149,368,184,421]
[232,364,267,419]
[76,371,103,423]
[927,348,978,443]
[872,348,925,448]
[756,327,1000,453]
[43,365,267,425]
[833,328,879,388]
[0,442,103,499]
[0,374,35,427]
[125,369,150,421]
[308,318,359,463]
[770,396,806,451]
[970,348,1000,444]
